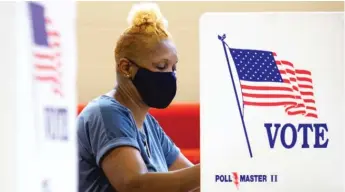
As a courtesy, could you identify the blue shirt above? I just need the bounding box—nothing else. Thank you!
[77,95,180,192]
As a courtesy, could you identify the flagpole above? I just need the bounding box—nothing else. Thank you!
[218,34,253,158]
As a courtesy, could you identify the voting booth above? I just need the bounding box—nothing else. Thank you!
[0,2,77,192]
[200,12,344,192]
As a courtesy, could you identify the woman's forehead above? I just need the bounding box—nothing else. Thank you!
[149,39,178,62]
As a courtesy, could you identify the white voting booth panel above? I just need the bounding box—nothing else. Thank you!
[200,12,344,192]
[0,2,77,192]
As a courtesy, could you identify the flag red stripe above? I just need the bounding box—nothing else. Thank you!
[295,69,311,75]
[280,60,293,67]
[300,91,314,96]
[242,92,300,99]
[45,18,51,24]
[287,110,306,115]
[47,31,60,37]
[284,104,306,111]
[35,76,60,83]
[297,77,313,83]
[306,113,318,118]
[35,64,57,70]
[303,99,315,103]
[242,84,305,93]
[299,84,313,89]
[34,53,55,60]
[241,85,291,91]
[243,101,297,106]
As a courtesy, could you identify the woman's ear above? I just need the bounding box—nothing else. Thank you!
[117,58,131,78]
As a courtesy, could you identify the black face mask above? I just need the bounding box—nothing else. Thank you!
[130,61,177,109]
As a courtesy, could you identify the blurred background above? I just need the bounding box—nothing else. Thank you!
[76,1,344,104]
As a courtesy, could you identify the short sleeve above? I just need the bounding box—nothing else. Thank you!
[153,118,180,168]
[82,102,140,166]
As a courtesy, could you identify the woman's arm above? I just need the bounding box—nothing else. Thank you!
[169,153,200,192]
[101,146,200,192]
[169,153,194,171]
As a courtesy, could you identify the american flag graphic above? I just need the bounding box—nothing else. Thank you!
[229,48,318,118]
[29,2,63,97]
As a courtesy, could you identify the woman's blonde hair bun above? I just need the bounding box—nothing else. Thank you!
[127,2,168,30]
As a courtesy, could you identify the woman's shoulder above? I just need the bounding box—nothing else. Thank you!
[77,95,136,138]
[78,95,131,120]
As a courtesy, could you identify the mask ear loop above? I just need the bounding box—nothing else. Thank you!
[124,57,140,79]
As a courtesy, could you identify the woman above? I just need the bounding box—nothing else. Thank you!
[77,3,200,192]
